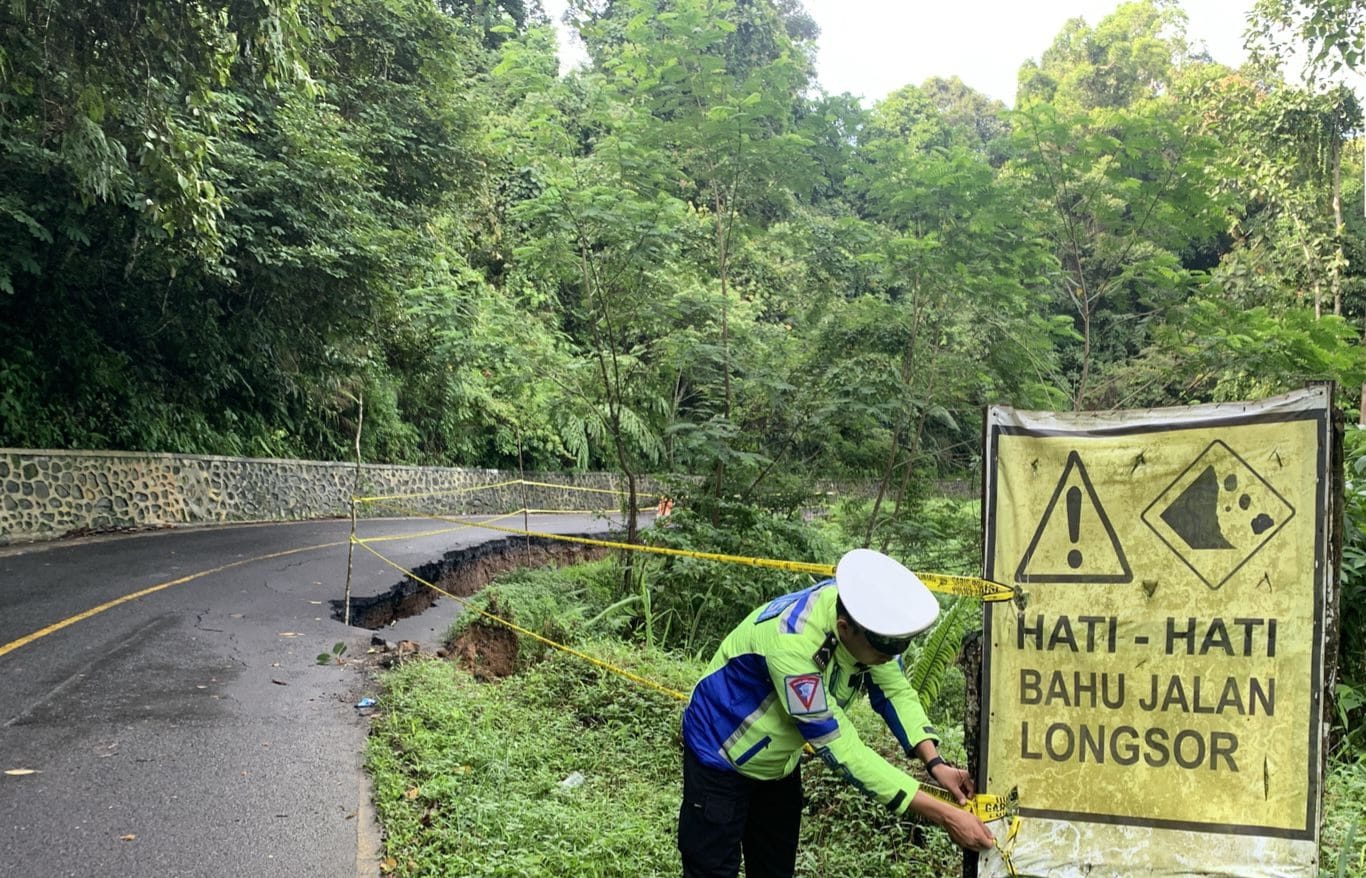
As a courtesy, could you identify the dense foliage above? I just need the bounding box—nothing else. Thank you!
[5,0,1365,472]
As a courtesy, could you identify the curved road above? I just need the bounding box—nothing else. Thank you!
[0,514,620,878]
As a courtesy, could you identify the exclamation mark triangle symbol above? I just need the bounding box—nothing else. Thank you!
[1066,485,1084,568]
[1015,451,1132,584]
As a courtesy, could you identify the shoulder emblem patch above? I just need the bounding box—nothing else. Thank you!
[756,591,801,623]
[783,674,828,715]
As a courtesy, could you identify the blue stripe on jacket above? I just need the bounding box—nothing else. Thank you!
[867,676,911,753]
[681,653,773,771]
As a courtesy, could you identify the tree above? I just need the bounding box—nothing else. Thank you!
[1016,0,1191,110]
[1010,98,1221,407]
[1247,0,1366,422]
[497,34,697,584]
[1249,0,1366,77]
[1206,76,1361,319]
[572,0,817,508]
[853,77,1012,201]
[838,84,1059,547]
[1010,3,1224,408]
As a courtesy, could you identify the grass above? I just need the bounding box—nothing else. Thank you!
[1320,757,1366,877]
[365,645,686,877]
[366,645,963,877]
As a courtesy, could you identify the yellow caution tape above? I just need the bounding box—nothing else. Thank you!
[916,572,1014,603]
[353,479,525,504]
[352,479,1014,601]
[800,741,1013,825]
[353,479,660,505]
[996,814,1022,877]
[522,508,621,516]
[353,510,531,546]
[371,510,1014,603]
[351,484,1019,830]
[517,479,662,500]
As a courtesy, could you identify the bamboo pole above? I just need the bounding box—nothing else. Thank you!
[343,392,364,626]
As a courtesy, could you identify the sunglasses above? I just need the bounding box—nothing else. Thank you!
[849,619,912,657]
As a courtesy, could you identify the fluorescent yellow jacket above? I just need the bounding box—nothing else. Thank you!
[681,581,939,814]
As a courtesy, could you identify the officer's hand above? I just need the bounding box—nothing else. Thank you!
[911,789,996,853]
[941,808,995,852]
[931,765,976,805]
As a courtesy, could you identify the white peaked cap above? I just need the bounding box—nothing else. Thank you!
[834,548,939,637]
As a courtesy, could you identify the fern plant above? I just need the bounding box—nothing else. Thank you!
[905,597,978,710]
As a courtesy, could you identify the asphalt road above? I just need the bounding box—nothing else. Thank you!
[0,514,621,878]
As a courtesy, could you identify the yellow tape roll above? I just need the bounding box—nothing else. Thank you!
[920,783,1016,823]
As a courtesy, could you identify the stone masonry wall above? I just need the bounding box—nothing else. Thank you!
[0,448,650,545]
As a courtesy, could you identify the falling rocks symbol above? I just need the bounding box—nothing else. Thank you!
[1142,440,1294,590]
[1159,465,1235,550]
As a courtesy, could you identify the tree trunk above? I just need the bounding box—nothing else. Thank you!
[343,392,364,628]
[613,416,639,595]
[1295,217,1323,318]
[1360,305,1366,427]
[1075,292,1092,410]
[865,298,926,546]
[711,190,732,525]
[1331,134,1344,316]
[881,372,937,555]
[864,421,906,548]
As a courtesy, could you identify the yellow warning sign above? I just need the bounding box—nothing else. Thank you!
[978,388,1332,878]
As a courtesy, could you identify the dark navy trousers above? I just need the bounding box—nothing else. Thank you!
[678,746,804,878]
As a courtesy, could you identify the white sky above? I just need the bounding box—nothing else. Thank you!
[542,0,1258,107]
[799,0,1254,105]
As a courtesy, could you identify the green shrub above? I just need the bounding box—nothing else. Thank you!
[1338,427,1366,755]
[641,497,836,657]
[1320,758,1366,877]
[445,560,621,665]
[825,493,983,576]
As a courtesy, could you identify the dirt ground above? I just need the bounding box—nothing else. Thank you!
[351,533,610,679]
[449,620,521,679]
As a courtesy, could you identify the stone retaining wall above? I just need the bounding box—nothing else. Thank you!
[0,448,648,545]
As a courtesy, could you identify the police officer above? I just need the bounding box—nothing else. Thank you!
[678,549,996,877]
